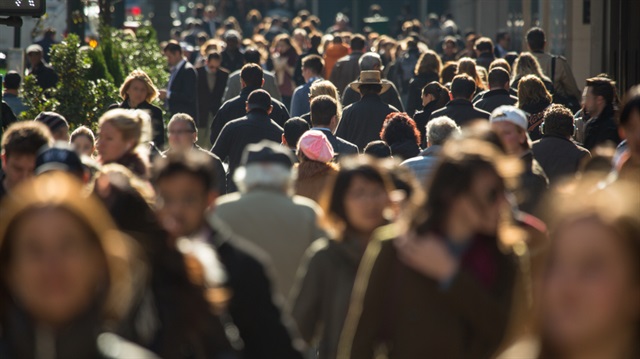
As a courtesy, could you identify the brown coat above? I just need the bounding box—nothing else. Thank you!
[295,161,339,203]
[338,225,516,359]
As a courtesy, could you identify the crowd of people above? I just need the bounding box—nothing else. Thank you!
[0,5,639,359]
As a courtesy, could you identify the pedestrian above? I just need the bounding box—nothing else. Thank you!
[511,52,554,95]
[614,85,640,182]
[25,44,58,90]
[309,94,358,158]
[380,112,422,160]
[34,111,70,142]
[291,158,392,359]
[430,74,490,126]
[290,55,324,117]
[294,33,322,86]
[221,30,244,73]
[323,35,350,80]
[300,80,342,125]
[516,74,553,141]
[582,76,621,150]
[272,34,300,109]
[413,82,451,147]
[282,117,310,154]
[440,61,458,87]
[223,47,283,102]
[110,70,165,150]
[159,41,198,124]
[70,126,96,157]
[294,130,338,203]
[474,68,518,113]
[531,104,590,184]
[35,27,58,63]
[336,70,399,150]
[96,109,151,179]
[474,37,496,70]
[457,57,486,95]
[494,31,510,58]
[363,141,392,158]
[406,50,442,116]
[2,71,28,116]
[329,34,367,97]
[341,52,404,111]
[196,51,229,149]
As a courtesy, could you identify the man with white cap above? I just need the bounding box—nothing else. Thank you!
[490,105,548,214]
[26,44,58,90]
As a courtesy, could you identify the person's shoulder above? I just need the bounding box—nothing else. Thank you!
[107,102,122,110]
[292,194,322,214]
[474,106,491,117]
[271,97,288,109]
[218,68,230,76]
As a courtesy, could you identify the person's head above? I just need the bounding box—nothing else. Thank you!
[322,156,392,238]
[3,71,21,92]
[414,50,442,76]
[282,117,310,149]
[440,61,458,84]
[163,41,184,67]
[358,52,383,71]
[474,37,494,55]
[539,182,640,357]
[240,63,265,89]
[380,112,421,146]
[526,27,546,52]
[585,77,617,117]
[496,31,511,49]
[34,112,70,142]
[70,126,96,157]
[297,130,334,164]
[426,116,461,147]
[274,34,298,55]
[245,89,273,115]
[167,113,197,151]
[541,104,575,139]
[364,140,392,158]
[451,74,477,100]
[242,47,262,65]
[26,44,43,65]
[513,52,546,81]
[352,70,388,96]
[442,36,458,56]
[153,151,220,238]
[0,172,136,327]
[206,51,222,73]
[350,34,366,52]
[516,74,553,108]
[43,27,56,40]
[489,58,511,74]
[488,67,511,90]
[234,140,296,194]
[97,109,149,164]
[310,94,339,130]
[490,105,530,155]
[35,143,85,180]
[301,54,324,81]
[457,57,484,91]
[619,86,640,162]
[421,81,451,108]
[223,30,241,49]
[119,70,159,105]
[1,122,53,191]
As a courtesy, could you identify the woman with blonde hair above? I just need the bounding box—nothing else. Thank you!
[97,109,151,178]
[300,80,343,124]
[109,70,165,150]
[511,53,554,94]
[407,50,443,116]
[457,57,486,94]
[517,74,553,140]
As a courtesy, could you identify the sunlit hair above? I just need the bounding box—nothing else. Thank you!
[440,61,458,84]
[99,109,151,149]
[70,125,96,146]
[310,80,343,119]
[119,70,159,103]
[516,74,552,108]
[414,50,442,76]
[0,172,144,324]
[233,163,297,195]
[271,33,301,55]
[512,52,547,83]
[380,112,421,146]
[94,163,156,206]
[457,57,485,91]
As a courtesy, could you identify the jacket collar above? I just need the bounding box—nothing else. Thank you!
[419,145,442,157]
[239,86,262,99]
[483,89,511,98]
[448,98,473,107]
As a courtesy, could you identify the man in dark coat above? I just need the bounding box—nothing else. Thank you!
[430,74,490,127]
[26,44,58,90]
[211,89,284,193]
[196,51,229,149]
[582,76,621,150]
[336,71,399,150]
[329,34,366,95]
[532,104,590,184]
[294,33,322,86]
[341,53,404,111]
[310,95,358,158]
[152,150,305,359]
[474,68,518,113]
[221,30,244,73]
[160,41,198,123]
[474,37,496,70]
[210,63,289,145]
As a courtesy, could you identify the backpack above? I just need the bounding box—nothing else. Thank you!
[551,56,581,113]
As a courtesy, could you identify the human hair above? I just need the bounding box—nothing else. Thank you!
[243,47,262,64]
[168,113,197,133]
[3,71,21,90]
[363,140,392,158]
[414,50,442,76]
[283,117,310,148]
[619,85,640,127]
[426,116,461,146]
[359,84,383,96]
[302,54,324,75]
[380,112,421,146]
[233,163,295,194]
[542,104,575,137]
[526,27,546,52]
[489,58,511,74]
[206,51,222,62]
[474,37,494,53]
[512,52,547,83]
[488,67,511,88]
[163,40,183,54]
[309,32,322,49]
[516,74,552,108]
[309,80,342,119]
[358,52,382,71]
[70,126,96,146]
[98,109,150,147]
[240,63,264,88]
[440,61,458,84]
[451,74,477,99]
[350,34,366,51]
[422,81,451,108]
[586,76,617,107]
[457,57,485,90]
[153,150,219,193]
[1,121,53,159]
[310,95,338,127]
[119,70,159,103]
[272,33,301,55]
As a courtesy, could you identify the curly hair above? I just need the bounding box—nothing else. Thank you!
[380,112,421,146]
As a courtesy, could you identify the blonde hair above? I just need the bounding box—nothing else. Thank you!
[99,109,151,149]
[310,80,343,119]
[516,74,552,108]
[457,57,485,91]
[512,53,547,82]
[119,70,159,103]
[414,50,442,76]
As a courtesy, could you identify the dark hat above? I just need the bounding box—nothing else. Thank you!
[247,89,272,111]
[241,140,295,168]
[35,112,69,133]
[35,142,84,178]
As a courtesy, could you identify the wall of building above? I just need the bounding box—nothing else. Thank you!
[568,0,592,92]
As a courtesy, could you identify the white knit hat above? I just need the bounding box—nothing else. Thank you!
[490,106,528,131]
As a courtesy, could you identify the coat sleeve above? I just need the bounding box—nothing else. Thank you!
[210,105,228,145]
[266,75,284,102]
[388,84,405,112]
[223,76,239,103]
[290,87,304,118]
[341,86,359,108]
[211,124,232,161]
[274,103,291,128]
[170,68,198,105]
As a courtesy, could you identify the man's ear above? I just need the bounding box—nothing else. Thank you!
[206,191,219,210]
[1,153,6,169]
[267,105,273,115]
[246,102,250,113]
[281,134,288,146]
[261,78,265,87]
[330,115,338,128]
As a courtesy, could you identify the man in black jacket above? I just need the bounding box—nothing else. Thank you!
[329,34,366,95]
[211,89,284,193]
[26,44,58,90]
[474,68,518,113]
[197,51,229,149]
[336,71,399,150]
[582,76,621,150]
[159,41,198,123]
[430,74,490,126]
[210,64,289,145]
[152,150,305,359]
[310,95,358,157]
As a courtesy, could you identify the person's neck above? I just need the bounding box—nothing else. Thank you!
[563,329,635,359]
[444,214,474,244]
[452,97,470,102]
[128,98,143,108]
[4,89,18,96]
[591,105,607,119]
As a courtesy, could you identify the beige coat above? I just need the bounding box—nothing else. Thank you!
[531,52,582,101]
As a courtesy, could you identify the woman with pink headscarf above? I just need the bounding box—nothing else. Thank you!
[294,130,339,203]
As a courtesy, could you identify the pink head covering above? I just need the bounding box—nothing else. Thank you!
[297,130,334,163]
